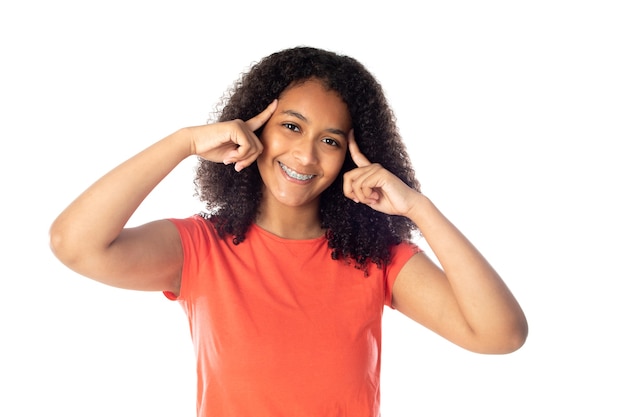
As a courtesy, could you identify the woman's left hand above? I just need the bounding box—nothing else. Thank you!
[343,131,420,216]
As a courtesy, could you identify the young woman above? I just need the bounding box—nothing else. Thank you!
[49,46,527,416]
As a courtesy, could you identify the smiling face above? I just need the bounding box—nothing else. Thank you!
[257,79,352,212]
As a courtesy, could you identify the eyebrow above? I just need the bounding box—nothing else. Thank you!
[281,110,348,138]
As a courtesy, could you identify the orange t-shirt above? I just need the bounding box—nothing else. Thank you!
[165,215,419,416]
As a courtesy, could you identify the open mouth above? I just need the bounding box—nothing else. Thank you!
[279,162,315,181]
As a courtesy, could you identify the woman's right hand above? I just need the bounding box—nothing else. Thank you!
[187,99,277,172]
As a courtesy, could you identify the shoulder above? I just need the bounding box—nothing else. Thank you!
[169,213,220,240]
[377,241,421,307]
[387,241,422,273]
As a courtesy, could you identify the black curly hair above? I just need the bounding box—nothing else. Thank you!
[195,46,420,272]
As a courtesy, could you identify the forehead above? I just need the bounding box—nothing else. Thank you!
[277,79,351,127]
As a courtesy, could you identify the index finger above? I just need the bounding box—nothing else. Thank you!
[246,99,278,131]
[348,130,371,167]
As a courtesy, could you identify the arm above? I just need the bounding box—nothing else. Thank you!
[343,134,528,354]
[49,101,277,294]
[391,196,527,354]
[49,130,190,293]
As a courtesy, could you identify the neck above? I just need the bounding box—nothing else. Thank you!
[256,197,324,240]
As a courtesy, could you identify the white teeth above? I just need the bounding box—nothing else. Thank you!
[279,162,314,181]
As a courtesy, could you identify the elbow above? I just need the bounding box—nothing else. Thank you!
[497,325,528,354]
[503,307,529,353]
[485,316,529,355]
[464,313,528,355]
[49,224,69,264]
[49,220,81,269]
[508,316,529,353]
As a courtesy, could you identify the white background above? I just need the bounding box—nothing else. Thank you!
[1,1,625,416]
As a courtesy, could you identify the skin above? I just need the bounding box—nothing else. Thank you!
[49,78,527,355]
[345,137,528,353]
[255,80,351,239]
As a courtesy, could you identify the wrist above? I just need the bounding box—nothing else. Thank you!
[406,192,434,226]
[172,127,196,159]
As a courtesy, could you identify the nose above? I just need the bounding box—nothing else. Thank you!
[292,138,319,166]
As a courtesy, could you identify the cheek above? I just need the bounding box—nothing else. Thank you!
[326,152,347,179]
[259,128,283,153]
[257,132,276,164]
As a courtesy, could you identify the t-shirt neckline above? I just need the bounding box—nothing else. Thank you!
[250,223,327,244]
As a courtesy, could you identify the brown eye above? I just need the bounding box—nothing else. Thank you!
[322,137,339,147]
[283,123,300,132]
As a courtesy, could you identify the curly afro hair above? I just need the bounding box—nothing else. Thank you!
[195,46,420,272]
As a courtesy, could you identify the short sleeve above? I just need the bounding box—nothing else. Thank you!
[384,242,422,307]
[162,215,213,301]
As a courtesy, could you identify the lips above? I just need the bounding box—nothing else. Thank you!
[278,161,315,181]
